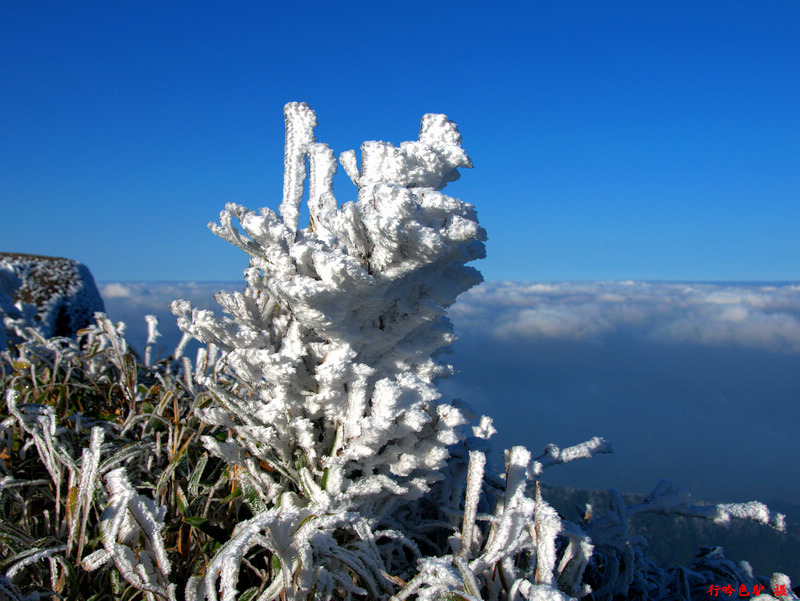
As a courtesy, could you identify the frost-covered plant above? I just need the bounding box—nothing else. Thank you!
[172,102,487,518]
[2,104,795,601]
[0,315,241,600]
[171,101,494,597]
[170,103,794,601]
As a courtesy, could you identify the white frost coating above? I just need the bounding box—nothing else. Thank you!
[71,426,104,559]
[339,149,360,185]
[530,436,613,476]
[144,314,160,367]
[504,446,532,512]
[5,544,67,580]
[174,103,485,515]
[517,583,575,601]
[281,102,317,232]
[94,468,176,601]
[308,142,338,241]
[459,450,485,559]
[473,446,536,571]
[81,549,111,571]
[713,500,786,531]
[472,414,497,439]
[532,484,562,587]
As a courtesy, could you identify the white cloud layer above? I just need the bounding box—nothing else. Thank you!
[98,280,800,518]
[99,281,241,357]
[100,279,800,357]
[450,281,800,353]
[99,281,235,309]
[99,283,134,298]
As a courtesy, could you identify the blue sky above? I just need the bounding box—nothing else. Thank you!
[2,2,798,282]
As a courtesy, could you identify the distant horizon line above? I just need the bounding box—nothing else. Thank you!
[97,278,800,286]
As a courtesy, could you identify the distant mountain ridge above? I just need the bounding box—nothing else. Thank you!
[542,483,800,585]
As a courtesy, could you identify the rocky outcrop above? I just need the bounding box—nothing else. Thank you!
[0,253,105,343]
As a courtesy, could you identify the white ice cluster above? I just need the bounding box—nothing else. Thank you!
[172,102,486,515]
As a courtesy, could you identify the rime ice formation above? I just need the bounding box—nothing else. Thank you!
[173,102,486,515]
[2,104,793,601]
[0,253,105,343]
[166,104,790,601]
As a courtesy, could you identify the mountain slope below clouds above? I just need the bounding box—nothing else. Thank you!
[542,484,800,585]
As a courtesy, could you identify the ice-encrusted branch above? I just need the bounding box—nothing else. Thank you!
[281,102,317,232]
[458,450,485,559]
[626,479,786,531]
[529,436,613,477]
[84,468,175,601]
[308,142,338,241]
[144,314,161,367]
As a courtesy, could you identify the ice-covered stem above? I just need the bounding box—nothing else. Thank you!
[529,436,613,477]
[83,468,176,601]
[458,450,486,559]
[280,102,317,232]
[144,314,160,367]
[625,479,786,530]
[308,142,338,240]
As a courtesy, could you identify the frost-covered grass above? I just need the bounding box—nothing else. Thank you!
[1,104,796,600]
[0,318,250,600]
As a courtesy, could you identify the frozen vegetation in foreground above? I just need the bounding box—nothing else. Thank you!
[0,104,796,600]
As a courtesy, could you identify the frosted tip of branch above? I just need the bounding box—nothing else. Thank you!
[284,101,318,132]
[420,114,463,148]
[419,113,472,169]
[472,415,496,440]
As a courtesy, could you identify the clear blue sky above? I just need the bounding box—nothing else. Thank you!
[2,2,798,282]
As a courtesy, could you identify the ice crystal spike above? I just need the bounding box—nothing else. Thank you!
[459,450,485,559]
[281,101,317,232]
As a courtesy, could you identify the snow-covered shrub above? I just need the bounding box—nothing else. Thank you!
[170,101,496,597]
[172,102,486,516]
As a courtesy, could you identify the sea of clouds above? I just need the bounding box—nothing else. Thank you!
[450,281,800,352]
[99,280,800,520]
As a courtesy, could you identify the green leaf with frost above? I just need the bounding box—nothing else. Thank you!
[184,516,228,544]
[187,452,209,497]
